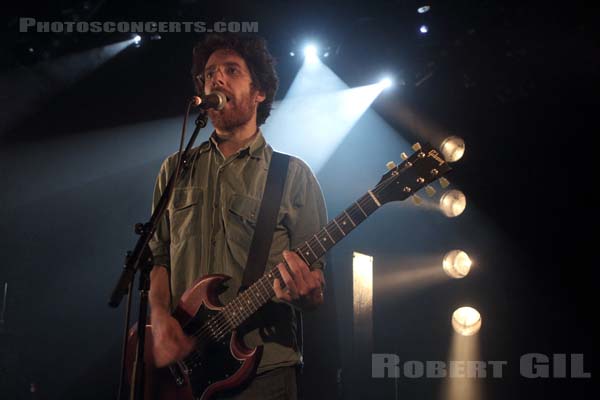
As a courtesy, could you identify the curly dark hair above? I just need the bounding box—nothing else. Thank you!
[191,33,279,126]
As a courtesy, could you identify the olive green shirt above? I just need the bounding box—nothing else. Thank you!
[148,131,327,372]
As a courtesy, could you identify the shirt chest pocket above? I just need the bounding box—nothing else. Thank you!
[225,194,260,256]
[169,187,203,244]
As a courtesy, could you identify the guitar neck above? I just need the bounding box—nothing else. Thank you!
[220,190,382,330]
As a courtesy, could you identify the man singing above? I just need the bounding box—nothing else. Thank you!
[148,33,327,399]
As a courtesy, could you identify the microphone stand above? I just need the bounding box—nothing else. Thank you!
[108,109,209,400]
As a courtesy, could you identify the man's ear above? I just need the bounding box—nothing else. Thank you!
[255,90,266,104]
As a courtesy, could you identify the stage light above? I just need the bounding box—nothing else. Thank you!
[439,189,466,217]
[353,252,373,317]
[304,44,317,57]
[379,77,393,89]
[443,250,472,279]
[353,252,373,398]
[440,136,465,162]
[290,51,295,57]
[133,35,141,44]
[323,51,330,58]
[353,252,373,311]
[420,25,429,34]
[452,307,482,336]
[418,5,431,14]
[304,44,319,64]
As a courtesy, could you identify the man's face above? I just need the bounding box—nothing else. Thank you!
[202,49,265,131]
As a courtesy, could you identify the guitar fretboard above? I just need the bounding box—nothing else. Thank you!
[215,191,381,334]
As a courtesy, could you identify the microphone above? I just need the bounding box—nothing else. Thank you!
[191,91,227,110]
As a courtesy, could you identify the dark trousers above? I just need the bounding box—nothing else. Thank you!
[216,366,298,400]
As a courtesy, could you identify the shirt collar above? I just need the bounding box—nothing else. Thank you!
[208,129,266,160]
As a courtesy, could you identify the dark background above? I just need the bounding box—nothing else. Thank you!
[1,1,597,399]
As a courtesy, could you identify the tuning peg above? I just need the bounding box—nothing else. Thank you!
[411,142,422,151]
[425,185,436,197]
[400,152,408,160]
[439,177,450,188]
[386,161,396,170]
[412,194,423,205]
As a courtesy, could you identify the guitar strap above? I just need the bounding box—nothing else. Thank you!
[239,151,304,369]
[240,151,290,289]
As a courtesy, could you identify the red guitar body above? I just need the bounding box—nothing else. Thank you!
[126,274,263,400]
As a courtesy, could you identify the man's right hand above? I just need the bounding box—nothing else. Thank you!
[150,309,195,368]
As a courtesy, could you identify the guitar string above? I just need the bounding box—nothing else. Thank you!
[181,279,273,365]
[180,166,411,365]
[184,171,401,358]
[186,188,388,350]
[187,269,276,341]
[185,168,405,358]
[199,192,380,342]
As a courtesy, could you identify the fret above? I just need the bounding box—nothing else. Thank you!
[260,284,268,302]
[304,240,318,259]
[367,190,382,207]
[356,193,379,215]
[269,267,280,286]
[246,290,258,309]
[212,314,222,332]
[225,309,236,327]
[364,195,379,214]
[254,285,264,303]
[230,300,241,325]
[323,226,336,243]
[258,277,270,300]
[297,246,313,265]
[343,211,357,227]
[355,201,368,217]
[242,293,253,319]
[208,316,220,338]
[313,234,327,252]
[332,219,346,236]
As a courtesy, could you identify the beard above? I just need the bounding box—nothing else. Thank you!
[208,91,256,131]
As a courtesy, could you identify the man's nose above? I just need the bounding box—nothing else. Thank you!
[209,68,226,89]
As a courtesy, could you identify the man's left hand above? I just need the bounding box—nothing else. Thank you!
[273,250,324,309]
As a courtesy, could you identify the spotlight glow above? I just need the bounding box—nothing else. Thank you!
[452,307,482,336]
[420,25,429,34]
[439,189,466,217]
[304,44,319,64]
[443,250,472,279]
[133,35,141,44]
[290,51,295,57]
[379,77,393,89]
[440,136,465,162]
[418,5,431,14]
[265,82,385,172]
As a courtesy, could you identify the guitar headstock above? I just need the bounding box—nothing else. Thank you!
[374,142,453,205]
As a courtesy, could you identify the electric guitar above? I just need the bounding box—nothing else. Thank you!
[126,142,453,399]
